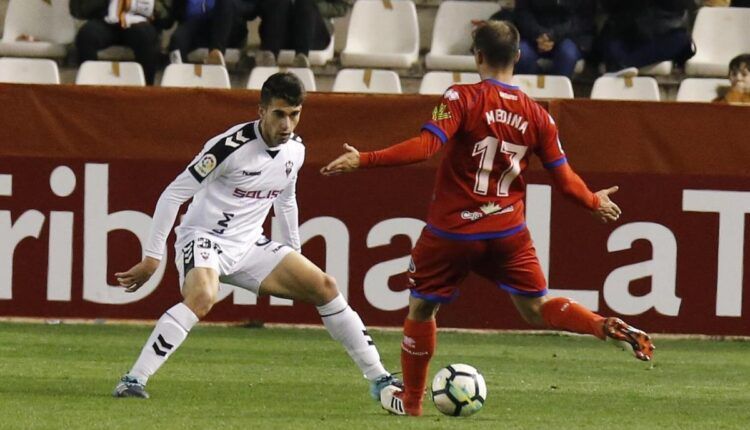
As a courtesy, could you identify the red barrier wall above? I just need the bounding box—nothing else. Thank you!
[0,83,748,335]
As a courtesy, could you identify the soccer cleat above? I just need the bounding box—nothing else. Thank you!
[380,385,421,416]
[603,317,655,361]
[369,373,403,401]
[112,375,150,399]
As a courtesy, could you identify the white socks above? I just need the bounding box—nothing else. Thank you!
[317,294,388,381]
[129,303,199,384]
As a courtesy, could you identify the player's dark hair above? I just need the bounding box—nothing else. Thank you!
[728,53,750,74]
[471,20,520,69]
[260,72,306,107]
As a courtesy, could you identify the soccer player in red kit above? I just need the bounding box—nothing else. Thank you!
[321,21,654,416]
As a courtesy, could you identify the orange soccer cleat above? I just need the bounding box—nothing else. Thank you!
[603,317,655,361]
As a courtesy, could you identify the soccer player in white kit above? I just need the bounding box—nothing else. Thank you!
[112,73,400,401]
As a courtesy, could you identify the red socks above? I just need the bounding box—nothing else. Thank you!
[541,297,606,339]
[400,318,436,416]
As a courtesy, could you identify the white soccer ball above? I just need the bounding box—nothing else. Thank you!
[431,363,487,417]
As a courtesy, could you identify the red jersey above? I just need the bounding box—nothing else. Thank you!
[422,79,566,238]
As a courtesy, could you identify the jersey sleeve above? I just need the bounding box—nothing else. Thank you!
[273,147,304,252]
[534,111,568,170]
[143,123,250,259]
[421,85,467,144]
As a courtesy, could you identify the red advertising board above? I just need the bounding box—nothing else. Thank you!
[0,84,748,335]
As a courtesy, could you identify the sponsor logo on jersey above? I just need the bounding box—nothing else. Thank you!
[432,103,452,121]
[408,258,416,273]
[200,251,209,260]
[242,170,261,176]
[443,89,459,101]
[233,188,282,199]
[285,161,294,177]
[499,91,519,101]
[461,202,512,222]
[193,154,217,177]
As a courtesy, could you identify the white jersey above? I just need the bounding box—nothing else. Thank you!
[144,120,305,261]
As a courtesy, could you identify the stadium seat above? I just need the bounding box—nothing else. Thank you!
[160,64,231,88]
[0,57,60,84]
[278,34,335,67]
[187,48,243,65]
[425,1,500,71]
[639,61,673,76]
[0,0,77,59]
[686,8,750,77]
[75,61,146,86]
[511,74,574,99]
[676,78,731,102]
[332,69,402,94]
[419,71,481,95]
[340,0,419,69]
[590,76,660,101]
[247,67,316,91]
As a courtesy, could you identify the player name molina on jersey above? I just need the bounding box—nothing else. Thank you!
[189,123,257,182]
[484,108,529,134]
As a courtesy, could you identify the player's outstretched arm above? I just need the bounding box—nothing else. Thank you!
[320,143,360,175]
[591,186,622,224]
[114,256,161,293]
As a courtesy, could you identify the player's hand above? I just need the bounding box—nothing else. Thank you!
[114,256,160,293]
[320,143,360,176]
[537,34,554,52]
[592,186,622,224]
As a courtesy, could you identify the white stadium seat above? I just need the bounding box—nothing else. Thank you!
[511,74,574,99]
[75,61,146,86]
[419,71,481,95]
[187,48,243,65]
[0,57,60,84]
[332,69,402,94]
[340,0,419,69]
[639,61,673,76]
[160,64,230,88]
[590,76,660,101]
[278,34,335,67]
[676,78,731,102]
[425,1,500,71]
[247,67,317,91]
[686,8,750,77]
[0,0,76,59]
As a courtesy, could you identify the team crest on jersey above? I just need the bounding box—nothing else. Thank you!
[193,154,217,178]
[285,161,294,177]
[432,103,452,121]
[443,89,459,101]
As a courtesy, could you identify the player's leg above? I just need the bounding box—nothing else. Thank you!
[114,239,222,398]
[486,228,654,361]
[381,229,475,416]
[224,239,396,395]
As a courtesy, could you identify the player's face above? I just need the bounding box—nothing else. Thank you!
[259,98,302,147]
[730,64,750,92]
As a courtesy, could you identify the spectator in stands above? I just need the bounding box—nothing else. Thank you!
[599,0,696,75]
[70,0,174,86]
[510,0,596,77]
[715,54,750,104]
[168,0,248,66]
[255,0,352,67]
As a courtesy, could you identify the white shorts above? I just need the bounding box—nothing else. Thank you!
[175,234,294,294]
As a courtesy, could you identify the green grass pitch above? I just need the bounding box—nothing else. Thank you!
[0,322,748,429]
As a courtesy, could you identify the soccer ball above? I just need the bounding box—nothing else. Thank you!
[431,363,487,417]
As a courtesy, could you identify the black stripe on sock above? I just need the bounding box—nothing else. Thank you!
[319,305,349,318]
[152,342,167,357]
[157,334,174,350]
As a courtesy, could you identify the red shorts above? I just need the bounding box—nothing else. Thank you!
[408,225,547,303]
